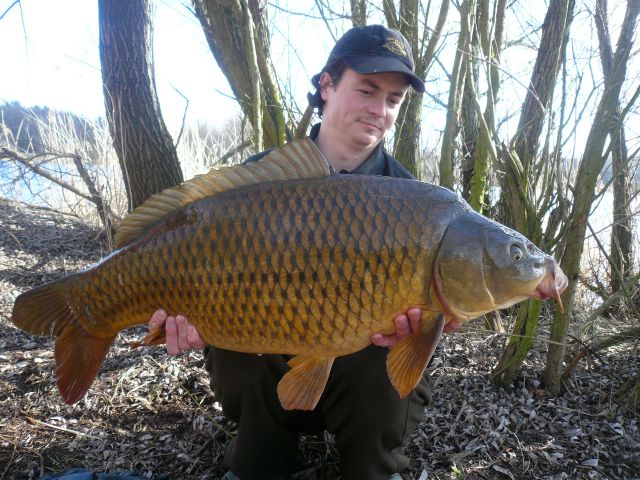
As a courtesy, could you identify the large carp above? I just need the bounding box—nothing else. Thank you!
[11,138,567,410]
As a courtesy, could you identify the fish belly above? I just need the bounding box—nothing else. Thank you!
[72,176,434,357]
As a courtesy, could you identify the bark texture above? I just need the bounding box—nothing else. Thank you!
[492,0,575,388]
[390,0,422,177]
[440,0,474,189]
[193,0,287,149]
[466,0,505,214]
[393,0,448,178]
[595,0,634,293]
[99,0,183,211]
[350,0,367,26]
[543,0,640,394]
[505,0,575,234]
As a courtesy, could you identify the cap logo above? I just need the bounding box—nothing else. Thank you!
[383,38,408,58]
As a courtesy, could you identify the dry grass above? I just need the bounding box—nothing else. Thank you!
[0,108,250,229]
[0,198,639,480]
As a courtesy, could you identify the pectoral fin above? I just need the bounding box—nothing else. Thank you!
[277,356,335,411]
[131,324,166,348]
[386,314,445,398]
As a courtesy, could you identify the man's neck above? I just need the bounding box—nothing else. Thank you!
[315,128,378,172]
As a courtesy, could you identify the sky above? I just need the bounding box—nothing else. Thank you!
[1,0,638,157]
[0,0,340,132]
[2,0,638,247]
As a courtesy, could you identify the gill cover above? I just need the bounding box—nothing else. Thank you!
[435,213,551,320]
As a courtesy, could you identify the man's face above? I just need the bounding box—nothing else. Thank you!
[320,68,409,150]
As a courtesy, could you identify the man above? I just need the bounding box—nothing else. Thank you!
[149,25,432,480]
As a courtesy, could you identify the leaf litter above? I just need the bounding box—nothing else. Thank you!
[0,198,638,479]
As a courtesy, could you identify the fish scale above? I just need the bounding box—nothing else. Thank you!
[11,138,567,409]
[68,176,429,356]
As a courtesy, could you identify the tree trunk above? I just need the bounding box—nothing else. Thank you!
[193,0,287,149]
[99,0,183,211]
[460,40,479,202]
[383,0,398,30]
[394,90,423,177]
[595,0,634,293]
[350,0,367,26]
[440,0,474,189]
[391,0,421,177]
[493,299,542,386]
[466,0,505,214]
[502,0,575,233]
[239,0,264,152]
[393,0,449,178]
[492,0,575,388]
[609,121,633,292]
[543,0,640,394]
[512,0,574,169]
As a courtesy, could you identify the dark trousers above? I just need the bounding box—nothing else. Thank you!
[205,345,432,480]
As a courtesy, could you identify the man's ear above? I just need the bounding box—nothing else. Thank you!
[319,72,332,101]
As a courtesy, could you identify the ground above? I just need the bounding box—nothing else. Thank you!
[0,198,638,479]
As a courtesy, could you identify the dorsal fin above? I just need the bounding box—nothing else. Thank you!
[114,138,331,248]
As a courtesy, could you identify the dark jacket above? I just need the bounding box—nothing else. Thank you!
[245,123,414,179]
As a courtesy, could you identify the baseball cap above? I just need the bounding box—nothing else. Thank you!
[312,24,425,93]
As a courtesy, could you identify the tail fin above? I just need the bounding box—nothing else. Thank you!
[11,279,116,404]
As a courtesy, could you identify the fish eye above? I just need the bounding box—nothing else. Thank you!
[510,245,524,262]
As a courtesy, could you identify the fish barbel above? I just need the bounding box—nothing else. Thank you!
[11,138,568,410]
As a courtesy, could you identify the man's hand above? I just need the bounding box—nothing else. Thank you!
[149,309,206,355]
[371,307,422,349]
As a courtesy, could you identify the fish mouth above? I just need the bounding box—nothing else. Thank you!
[529,265,569,312]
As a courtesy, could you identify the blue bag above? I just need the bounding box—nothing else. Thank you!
[39,469,163,480]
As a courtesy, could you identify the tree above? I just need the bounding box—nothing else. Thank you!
[99,0,183,211]
[491,0,575,388]
[192,0,287,150]
[543,0,640,394]
[595,0,634,294]
[465,0,506,213]
[350,0,367,26]
[388,0,449,178]
[440,0,474,189]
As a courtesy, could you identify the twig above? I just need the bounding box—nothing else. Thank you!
[587,222,640,322]
[1,147,93,202]
[72,154,116,239]
[584,271,640,324]
[0,437,18,480]
[172,86,190,149]
[7,201,82,220]
[22,414,103,441]
[218,139,252,165]
[294,104,313,139]
[2,147,121,233]
[0,225,23,250]
[313,0,339,42]
[563,323,640,380]
[0,0,19,21]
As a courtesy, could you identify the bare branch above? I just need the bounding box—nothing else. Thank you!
[1,147,94,202]
[0,0,20,21]
[172,86,190,150]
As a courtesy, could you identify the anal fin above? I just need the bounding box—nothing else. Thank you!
[131,324,166,348]
[277,356,335,411]
[386,314,445,398]
[55,323,116,404]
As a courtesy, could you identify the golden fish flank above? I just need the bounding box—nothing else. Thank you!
[11,138,568,411]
